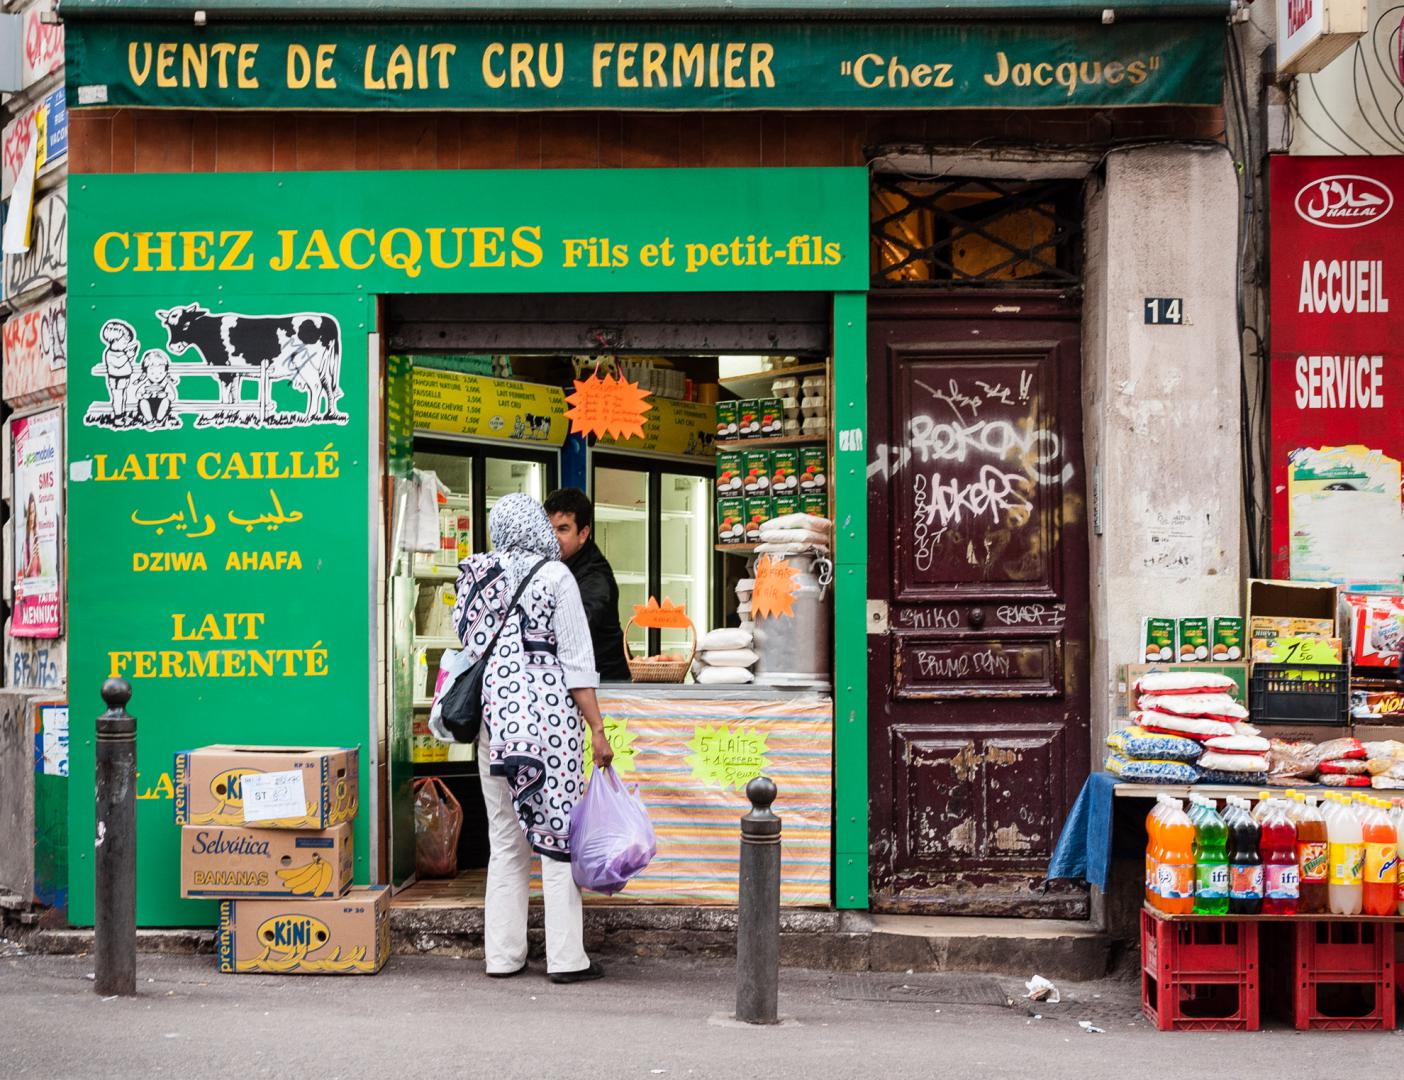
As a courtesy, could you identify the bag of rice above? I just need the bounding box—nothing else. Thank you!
[1320,774,1372,787]
[1318,758,1371,775]
[1199,768,1269,786]
[1105,751,1200,784]
[1106,725,1201,763]
[1138,693,1249,723]
[1135,712,1236,740]
[1203,734,1271,755]
[1198,750,1270,773]
[1134,671,1238,697]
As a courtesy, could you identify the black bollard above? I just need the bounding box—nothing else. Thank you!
[94,678,137,997]
[736,776,781,1024]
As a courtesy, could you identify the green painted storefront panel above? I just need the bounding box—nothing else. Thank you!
[68,18,1224,111]
[831,292,868,910]
[68,166,868,924]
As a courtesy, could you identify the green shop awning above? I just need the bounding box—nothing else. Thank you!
[66,11,1227,111]
[59,0,1234,20]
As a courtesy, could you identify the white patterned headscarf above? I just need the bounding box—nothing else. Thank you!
[451,494,558,670]
[488,493,560,560]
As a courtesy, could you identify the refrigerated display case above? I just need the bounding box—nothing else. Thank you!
[592,452,714,661]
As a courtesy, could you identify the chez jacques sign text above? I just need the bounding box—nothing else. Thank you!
[67,18,1225,111]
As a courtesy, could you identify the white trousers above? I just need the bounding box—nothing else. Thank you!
[478,742,590,975]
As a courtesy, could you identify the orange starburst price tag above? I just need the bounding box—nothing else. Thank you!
[751,555,799,620]
[565,370,653,441]
[631,596,691,630]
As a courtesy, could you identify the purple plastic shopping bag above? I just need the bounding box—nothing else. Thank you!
[568,766,657,895]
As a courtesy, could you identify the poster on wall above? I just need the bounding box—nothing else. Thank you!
[11,408,62,637]
[1269,157,1404,584]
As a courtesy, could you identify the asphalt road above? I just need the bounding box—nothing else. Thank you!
[0,944,1395,1079]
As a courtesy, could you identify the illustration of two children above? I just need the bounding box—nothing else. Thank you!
[100,320,178,428]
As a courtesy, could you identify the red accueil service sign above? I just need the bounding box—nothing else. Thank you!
[1269,156,1404,584]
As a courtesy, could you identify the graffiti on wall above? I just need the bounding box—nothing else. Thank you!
[2,293,67,405]
[6,634,65,690]
[3,188,67,303]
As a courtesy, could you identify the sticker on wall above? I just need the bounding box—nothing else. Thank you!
[687,723,769,790]
[83,304,347,431]
[583,715,638,779]
[630,597,691,629]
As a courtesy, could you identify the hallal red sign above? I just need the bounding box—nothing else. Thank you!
[1269,157,1404,585]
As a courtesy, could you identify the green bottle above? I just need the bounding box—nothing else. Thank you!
[1193,797,1230,915]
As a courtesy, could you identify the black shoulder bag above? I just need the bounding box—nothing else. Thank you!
[439,557,548,744]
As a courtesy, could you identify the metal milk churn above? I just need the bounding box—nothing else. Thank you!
[751,553,832,688]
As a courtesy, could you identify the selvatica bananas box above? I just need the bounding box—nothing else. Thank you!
[180,822,353,899]
[173,745,358,829]
[218,886,390,975]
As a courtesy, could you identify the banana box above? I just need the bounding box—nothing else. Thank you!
[180,822,353,899]
[174,744,358,829]
[218,886,390,976]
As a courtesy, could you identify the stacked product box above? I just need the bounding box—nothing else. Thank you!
[173,744,389,975]
[713,402,829,541]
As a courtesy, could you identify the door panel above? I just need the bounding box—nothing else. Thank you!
[868,295,1089,916]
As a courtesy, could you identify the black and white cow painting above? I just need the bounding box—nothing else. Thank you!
[155,304,344,425]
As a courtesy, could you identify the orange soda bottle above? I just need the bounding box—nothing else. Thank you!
[1159,798,1196,915]
[1362,797,1398,916]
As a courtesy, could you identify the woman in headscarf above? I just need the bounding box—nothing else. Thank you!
[452,492,613,984]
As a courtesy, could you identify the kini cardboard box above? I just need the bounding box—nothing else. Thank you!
[174,744,358,829]
[180,822,353,899]
[218,885,390,975]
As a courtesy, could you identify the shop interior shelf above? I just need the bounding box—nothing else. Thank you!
[718,362,829,399]
[715,543,758,555]
[415,636,462,650]
[413,565,459,581]
[715,435,826,451]
[413,696,434,709]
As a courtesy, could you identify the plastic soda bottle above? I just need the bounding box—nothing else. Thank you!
[1328,795,1364,915]
[1159,799,1196,915]
[1192,798,1230,915]
[1363,798,1399,916]
[1261,800,1300,915]
[1395,800,1404,917]
[1296,796,1329,915]
[1145,796,1168,908]
[1228,799,1263,915]
[1251,791,1273,824]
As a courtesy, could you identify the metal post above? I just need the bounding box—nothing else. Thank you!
[95,678,137,997]
[736,776,781,1025]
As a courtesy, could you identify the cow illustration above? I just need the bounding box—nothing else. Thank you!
[155,304,343,421]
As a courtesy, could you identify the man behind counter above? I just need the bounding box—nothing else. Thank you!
[544,488,633,683]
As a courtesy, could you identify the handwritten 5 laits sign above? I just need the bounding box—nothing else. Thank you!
[1269,156,1404,584]
[66,18,1224,111]
[66,167,863,925]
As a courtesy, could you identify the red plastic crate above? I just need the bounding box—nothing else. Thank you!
[1286,920,1396,1031]
[1141,909,1260,1032]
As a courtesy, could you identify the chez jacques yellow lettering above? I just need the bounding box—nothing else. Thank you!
[92,228,543,279]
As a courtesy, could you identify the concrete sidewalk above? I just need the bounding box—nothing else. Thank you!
[0,945,1394,1079]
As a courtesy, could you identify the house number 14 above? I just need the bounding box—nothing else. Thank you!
[1144,297,1185,325]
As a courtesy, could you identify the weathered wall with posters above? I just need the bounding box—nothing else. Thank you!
[0,0,67,909]
[1082,145,1244,748]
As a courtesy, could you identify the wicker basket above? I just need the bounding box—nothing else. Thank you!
[624,615,697,683]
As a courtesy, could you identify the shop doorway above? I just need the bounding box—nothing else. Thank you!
[866,292,1090,916]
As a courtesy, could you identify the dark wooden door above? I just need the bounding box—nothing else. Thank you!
[867,294,1090,916]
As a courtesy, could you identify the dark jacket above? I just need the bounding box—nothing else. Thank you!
[563,538,632,682]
